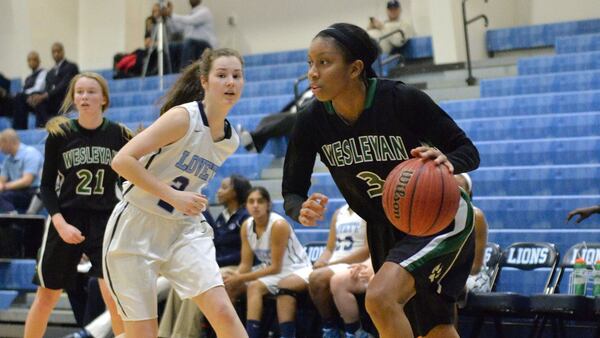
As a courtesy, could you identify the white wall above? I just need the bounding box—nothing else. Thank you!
[518,0,600,26]
[78,0,126,71]
[1,0,600,78]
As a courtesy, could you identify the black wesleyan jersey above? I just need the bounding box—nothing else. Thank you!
[283,79,480,237]
[40,118,132,215]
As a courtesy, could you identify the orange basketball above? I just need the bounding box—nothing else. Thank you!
[382,158,460,236]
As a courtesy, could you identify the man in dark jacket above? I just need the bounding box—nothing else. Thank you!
[24,42,79,128]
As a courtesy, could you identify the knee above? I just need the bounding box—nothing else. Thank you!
[329,273,346,294]
[308,269,332,293]
[35,288,61,310]
[365,282,394,316]
[247,281,266,299]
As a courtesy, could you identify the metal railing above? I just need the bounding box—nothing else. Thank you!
[376,28,407,75]
[462,0,489,86]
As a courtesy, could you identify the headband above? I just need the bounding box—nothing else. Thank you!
[319,27,378,78]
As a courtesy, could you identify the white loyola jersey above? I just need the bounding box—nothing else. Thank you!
[246,212,310,271]
[123,101,239,220]
[330,204,368,262]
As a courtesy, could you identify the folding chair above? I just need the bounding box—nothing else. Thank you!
[467,242,559,338]
[529,242,600,338]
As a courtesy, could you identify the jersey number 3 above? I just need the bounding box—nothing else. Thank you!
[356,171,385,198]
[158,176,190,213]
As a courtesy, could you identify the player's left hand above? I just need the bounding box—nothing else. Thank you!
[223,272,239,285]
[410,146,454,173]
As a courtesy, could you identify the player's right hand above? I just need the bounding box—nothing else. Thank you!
[299,193,328,227]
[170,190,208,216]
[55,223,85,244]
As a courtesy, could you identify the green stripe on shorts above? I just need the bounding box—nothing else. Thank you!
[403,189,474,272]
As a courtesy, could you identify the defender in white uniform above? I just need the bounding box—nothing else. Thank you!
[246,211,310,292]
[276,204,370,338]
[103,49,248,338]
[223,187,310,338]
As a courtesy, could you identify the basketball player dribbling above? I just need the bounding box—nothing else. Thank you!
[102,48,247,338]
[282,23,480,338]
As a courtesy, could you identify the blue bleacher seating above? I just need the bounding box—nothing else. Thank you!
[0,117,11,130]
[243,49,307,67]
[105,105,160,124]
[480,70,600,97]
[399,36,433,60]
[0,290,18,310]
[308,164,600,198]
[555,32,600,54]
[518,51,600,75]
[230,94,294,116]
[0,259,37,291]
[107,74,178,93]
[440,90,600,119]
[244,62,307,82]
[471,164,600,196]
[475,195,600,229]
[9,78,22,95]
[110,90,164,107]
[475,136,600,166]
[457,112,600,141]
[486,18,600,54]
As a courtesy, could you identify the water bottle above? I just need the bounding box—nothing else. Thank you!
[572,257,587,296]
[593,260,600,297]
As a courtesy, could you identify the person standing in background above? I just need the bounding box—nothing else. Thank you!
[167,0,217,71]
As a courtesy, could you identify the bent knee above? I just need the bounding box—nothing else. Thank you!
[308,268,333,290]
[247,280,268,296]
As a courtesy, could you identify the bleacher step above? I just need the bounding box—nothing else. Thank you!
[0,307,76,324]
[0,323,75,338]
[260,156,329,180]
[397,63,517,92]
[425,85,480,101]
[24,292,72,310]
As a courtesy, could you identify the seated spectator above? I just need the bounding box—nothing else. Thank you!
[168,0,217,71]
[276,203,369,338]
[17,43,78,127]
[158,175,252,338]
[238,91,314,153]
[366,0,414,55]
[0,128,43,213]
[224,187,311,338]
[567,205,600,223]
[12,51,48,129]
[329,259,374,338]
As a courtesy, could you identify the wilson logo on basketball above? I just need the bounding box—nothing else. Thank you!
[382,158,460,237]
[392,169,414,219]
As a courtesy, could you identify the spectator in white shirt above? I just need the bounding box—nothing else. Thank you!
[168,0,217,71]
[367,0,414,55]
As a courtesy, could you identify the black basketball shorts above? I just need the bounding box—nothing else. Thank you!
[33,208,111,290]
